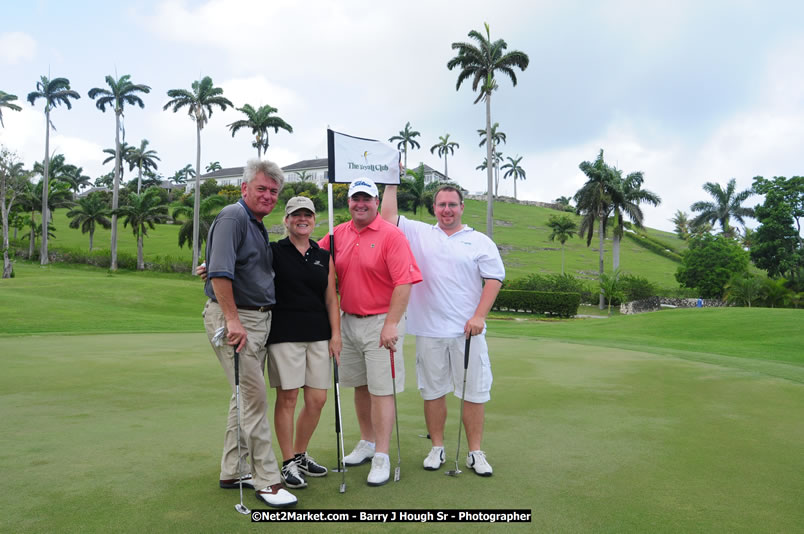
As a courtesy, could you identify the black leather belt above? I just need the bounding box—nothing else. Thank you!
[238,305,273,312]
[347,312,380,318]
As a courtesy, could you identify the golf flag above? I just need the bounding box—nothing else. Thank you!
[327,129,401,184]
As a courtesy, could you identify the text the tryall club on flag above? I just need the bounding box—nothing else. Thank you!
[327,129,401,185]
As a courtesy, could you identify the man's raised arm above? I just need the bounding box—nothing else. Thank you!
[380,184,399,225]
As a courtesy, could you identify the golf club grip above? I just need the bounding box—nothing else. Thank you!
[389,349,396,379]
[234,350,240,386]
[463,336,471,369]
[333,362,341,433]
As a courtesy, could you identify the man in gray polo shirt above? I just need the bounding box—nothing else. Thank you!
[203,159,296,508]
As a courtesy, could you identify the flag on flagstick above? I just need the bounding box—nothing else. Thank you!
[327,129,401,184]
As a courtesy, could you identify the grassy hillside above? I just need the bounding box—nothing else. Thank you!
[22,197,685,288]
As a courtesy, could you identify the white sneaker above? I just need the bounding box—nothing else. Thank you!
[344,439,375,466]
[423,447,445,471]
[466,450,493,477]
[367,454,390,486]
[256,483,298,508]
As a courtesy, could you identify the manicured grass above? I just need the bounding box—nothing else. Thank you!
[0,262,207,335]
[1,264,802,532]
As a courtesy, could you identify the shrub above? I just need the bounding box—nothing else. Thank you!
[620,274,657,301]
[676,234,750,299]
[493,290,581,317]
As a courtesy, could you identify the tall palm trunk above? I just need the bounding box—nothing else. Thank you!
[192,120,201,274]
[561,244,565,275]
[28,209,36,258]
[613,235,620,271]
[444,155,448,181]
[137,230,144,270]
[89,227,94,251]
[137,164,142,194]
[110,110,122,270]
[485,95,494,239]
[40,109,50,265]
[514,176,518,200]
[598,214,605,309]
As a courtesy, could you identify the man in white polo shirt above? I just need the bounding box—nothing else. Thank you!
[381,183,504,476]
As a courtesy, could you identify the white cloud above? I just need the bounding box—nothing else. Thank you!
[0,32,36,65]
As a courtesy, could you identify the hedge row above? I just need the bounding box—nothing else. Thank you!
[624,232,683,263]
[11,244,193,273]
[493,290,581,317]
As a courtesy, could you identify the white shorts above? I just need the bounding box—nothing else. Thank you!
[339,313,405,396]
[415,334,492,403]
[267,340,331,390]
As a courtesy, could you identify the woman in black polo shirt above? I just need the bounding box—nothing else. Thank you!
[266,196,341,490]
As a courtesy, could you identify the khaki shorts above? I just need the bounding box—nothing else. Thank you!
[267,340,331,390]
[415,334,492,403]
[339,313,405,396]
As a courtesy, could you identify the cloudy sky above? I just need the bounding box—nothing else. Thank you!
[2,0,803,232]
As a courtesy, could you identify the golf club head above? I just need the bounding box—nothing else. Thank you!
[332,466,348,472]
[339,483,346,494]
[394,467,401,482]
[418,433,431,439]
[445,462,462,477]
[235,503,251,515]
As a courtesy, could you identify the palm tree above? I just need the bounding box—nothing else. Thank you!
[228,104,292,158]
[400,164,430,215]
[62,165,92,194]
[500,155,526,199]
[448,22,529,239]
[206,161,222,173]
[127,139,160,194]
[164,76,233,273]
[67,194,112,250]
[103,142,135,182]
[172,194,226,251]
[172,164,195,185]
[21,177,73,260]
[388,121,421,172]
[671,210,690,240]
[573,149,621,309]
[725,273,763,308]
[0,91,22,127]
[114,188,167,270]
[478,122,506,197]
[546,214,578,274]
[599,269,625,316]
[609,168,661,270]
[27,75,81,265]
[297,170,312,182]
[430,134,460,181]
[690,178,754,237]
[88,74,151,270]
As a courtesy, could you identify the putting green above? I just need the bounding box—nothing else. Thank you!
[1,333,801,533]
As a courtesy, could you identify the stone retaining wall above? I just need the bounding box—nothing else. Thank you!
[620,297,726,315]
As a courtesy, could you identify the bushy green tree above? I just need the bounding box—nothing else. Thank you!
[675,234,749,299]
[200,178,220,198]
[751,176,803,284]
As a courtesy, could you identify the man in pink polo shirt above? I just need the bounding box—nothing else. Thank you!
[319,177,422,486]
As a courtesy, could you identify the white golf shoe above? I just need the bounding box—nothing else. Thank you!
[423,447,445,471]
[255,483,297,508]
[344,439,375,466]
[367,453,391,486]
[466,450,493,476]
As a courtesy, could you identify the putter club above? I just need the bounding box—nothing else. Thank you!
[390,349,401,482]
[446,336,472,477]
[418,433,431,439]
[333,360,347,493]
[233,349,251,515]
